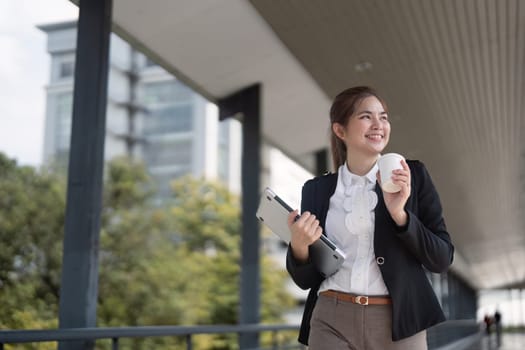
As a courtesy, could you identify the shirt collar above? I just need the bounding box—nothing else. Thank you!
[341,161,378,187]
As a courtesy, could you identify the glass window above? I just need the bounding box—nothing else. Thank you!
[59,61,75,78]
[54,149,70,172]
[143,104,193,135]
[55,93,73,151]
[142,80,193,105]
[144,139,193,168]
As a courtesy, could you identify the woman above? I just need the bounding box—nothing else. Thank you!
[286,86,454,349]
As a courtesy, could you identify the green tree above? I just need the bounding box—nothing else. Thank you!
[0,154,295,350]
[0,153,64,329]
[98,173,295,349]
[166,177,295,349]
[0,153,64,350]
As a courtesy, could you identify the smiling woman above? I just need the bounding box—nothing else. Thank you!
[285,86,454,350]
[0,0,77,166]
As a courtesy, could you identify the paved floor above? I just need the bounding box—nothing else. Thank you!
[463,333,525,350]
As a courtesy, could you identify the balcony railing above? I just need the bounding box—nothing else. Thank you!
[0,319,480,350]
[0,323,304,350]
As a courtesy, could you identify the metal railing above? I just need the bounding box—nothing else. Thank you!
[0,319,482,349]
[0,324,304,350]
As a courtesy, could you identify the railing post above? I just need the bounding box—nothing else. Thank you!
[186,334,192,350]
[112,337,118,350]
[272,330,278,350]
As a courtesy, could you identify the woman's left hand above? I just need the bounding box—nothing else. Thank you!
[377,159,411,226]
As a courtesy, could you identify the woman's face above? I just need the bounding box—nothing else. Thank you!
[334,95,390,157]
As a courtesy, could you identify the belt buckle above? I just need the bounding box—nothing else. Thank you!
[356,295,369,305]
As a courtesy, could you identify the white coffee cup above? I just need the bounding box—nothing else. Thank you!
[378,153,405,193]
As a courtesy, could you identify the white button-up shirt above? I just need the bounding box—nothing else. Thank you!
[318,162,389,296]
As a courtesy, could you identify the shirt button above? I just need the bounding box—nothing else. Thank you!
[376,257,385,265]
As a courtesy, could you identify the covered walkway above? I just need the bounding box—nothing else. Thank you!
[14,1,524,349]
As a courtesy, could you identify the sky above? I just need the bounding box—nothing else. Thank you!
[0,0,77,167]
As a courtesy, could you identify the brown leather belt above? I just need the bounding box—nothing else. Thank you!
[320,290,392,305]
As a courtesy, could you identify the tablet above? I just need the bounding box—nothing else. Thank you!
[256,187,346,278]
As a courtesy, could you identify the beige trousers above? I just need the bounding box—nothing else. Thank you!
[308,293,427,350]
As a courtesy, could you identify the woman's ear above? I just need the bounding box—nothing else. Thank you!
[332,123,346,141]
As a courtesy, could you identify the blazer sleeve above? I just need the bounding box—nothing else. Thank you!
[286,180,325,290]
[396,161,454,273]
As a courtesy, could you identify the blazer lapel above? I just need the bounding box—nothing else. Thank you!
[374,183,390,249]
[319,173,338,229]
[374,182,386,221]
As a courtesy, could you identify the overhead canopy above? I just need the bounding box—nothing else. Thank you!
[99,0,524,289]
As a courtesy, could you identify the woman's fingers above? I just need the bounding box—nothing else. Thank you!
[304,213,318,231]
[288,211,323,262]
[391,160,411,190]
[313,225,323,240]
[289,211,310,231]
[290,211,321,244]
[287,210,299,227]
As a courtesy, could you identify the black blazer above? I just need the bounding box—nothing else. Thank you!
[286,160,454,344]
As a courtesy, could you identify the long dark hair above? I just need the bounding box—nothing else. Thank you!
[329,86,388,169]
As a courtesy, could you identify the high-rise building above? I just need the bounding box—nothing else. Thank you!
[38,21,242,197]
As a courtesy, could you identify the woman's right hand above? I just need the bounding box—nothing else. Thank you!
[287,210,323,263]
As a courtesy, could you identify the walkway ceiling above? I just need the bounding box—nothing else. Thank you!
[99,0,524,290]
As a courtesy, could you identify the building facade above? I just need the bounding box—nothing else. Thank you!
[38,21,242,198]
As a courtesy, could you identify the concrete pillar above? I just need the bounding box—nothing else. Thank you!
[219,84,262,349]
[58,1,112,349]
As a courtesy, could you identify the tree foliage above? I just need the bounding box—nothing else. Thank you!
[0,153,295,349]
[0,153,64,334]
